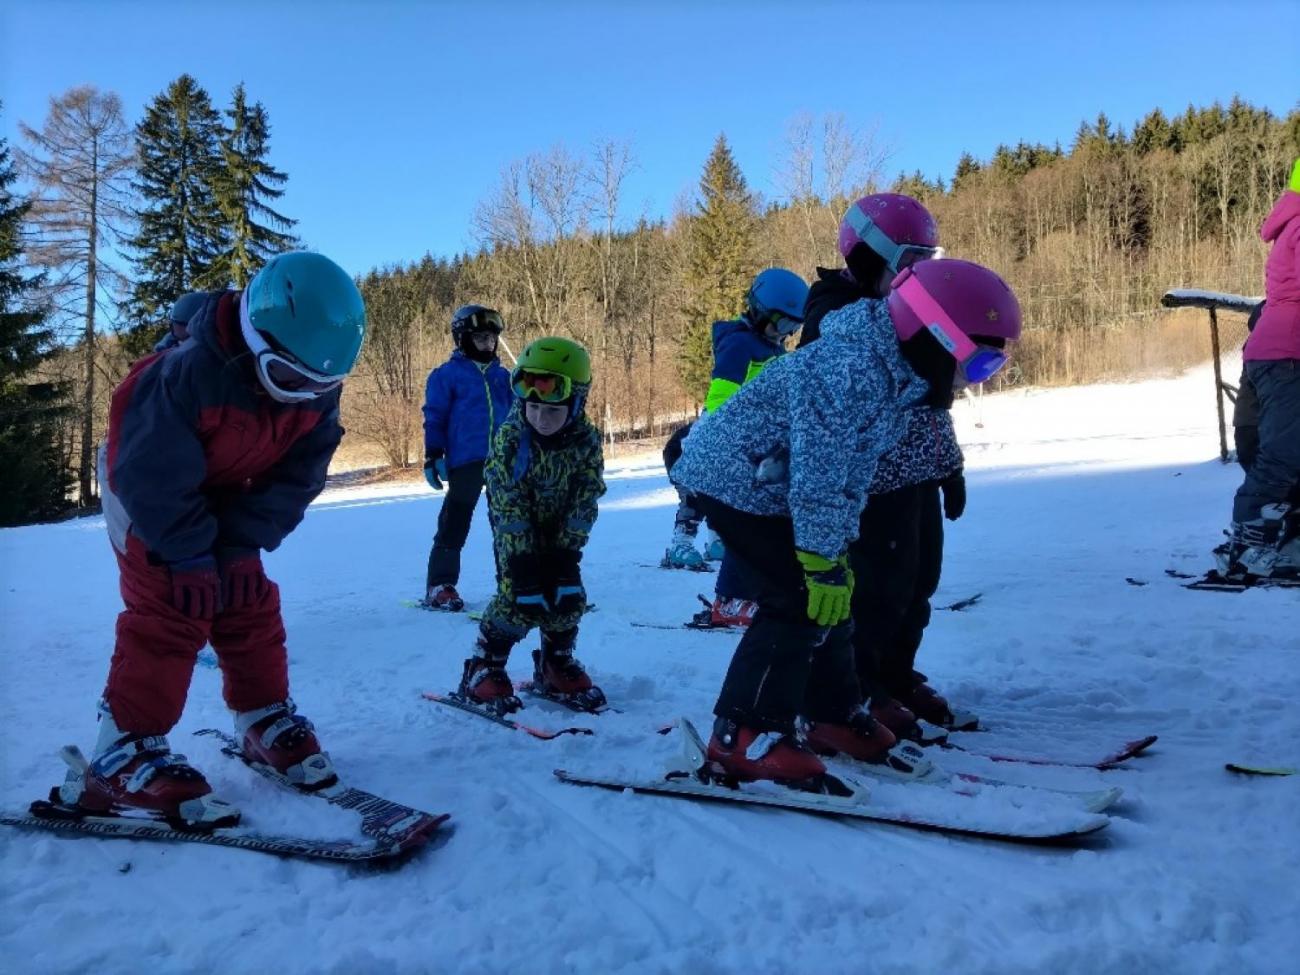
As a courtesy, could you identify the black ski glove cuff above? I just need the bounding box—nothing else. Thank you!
[941,472,966,521]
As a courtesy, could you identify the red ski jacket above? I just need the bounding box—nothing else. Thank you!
[103,290,343,563]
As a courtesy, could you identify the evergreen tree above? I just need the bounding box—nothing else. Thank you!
[124,75,227,355]
[952,151,982,191]
[1132,108,1175,155]
[679,135,757,400]
[0,126,72,525]
[212,84,298,288]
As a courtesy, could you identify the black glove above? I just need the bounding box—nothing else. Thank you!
[941,472,966,521]
[549,549,585,614]
[423,449,445,490]
[507,553,549,620]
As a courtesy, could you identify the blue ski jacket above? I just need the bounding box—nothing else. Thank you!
[422,351,514,469]
[704,318,785,413]
[671,298,928,559]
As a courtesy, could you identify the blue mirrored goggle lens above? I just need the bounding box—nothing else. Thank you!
[962,347,1008,384]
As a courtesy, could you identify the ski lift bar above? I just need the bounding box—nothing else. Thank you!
[1160,289,1263,463]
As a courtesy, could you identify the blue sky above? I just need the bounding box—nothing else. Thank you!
[3,0,1297,277]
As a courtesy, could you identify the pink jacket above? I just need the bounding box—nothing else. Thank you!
[1245,189,1300,361]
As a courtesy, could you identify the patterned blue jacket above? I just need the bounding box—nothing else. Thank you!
[671,298,928,559]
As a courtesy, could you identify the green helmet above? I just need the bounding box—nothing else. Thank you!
[515,336,591,386]
[242,252,366,375]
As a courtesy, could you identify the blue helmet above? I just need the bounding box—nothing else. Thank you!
[746,268,809,337]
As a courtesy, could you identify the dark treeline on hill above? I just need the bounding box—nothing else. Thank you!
[3,91,1297,524]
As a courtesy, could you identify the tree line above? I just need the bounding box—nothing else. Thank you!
[2,89,1297,525]
[1,79,293,524]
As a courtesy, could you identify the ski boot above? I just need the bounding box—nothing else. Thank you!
[703,531,726,562]
[236,699,337,791]
[706,717,827,789]
[68,705,239,830]
[868,696,927,743]
[894,672,979,731]
[424,584,465,612]
[803,708,936,780]
[708,596,757,628]
[531,630,606,712]
[663,523,707,571]
[1215,506,1299,580]
[458,625,521,714]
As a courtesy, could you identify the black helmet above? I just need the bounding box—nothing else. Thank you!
[451,305,505,343]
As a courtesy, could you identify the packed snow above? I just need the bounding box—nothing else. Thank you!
[2,360,1297,975]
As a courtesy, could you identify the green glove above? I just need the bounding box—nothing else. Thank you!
[795,550,854,626]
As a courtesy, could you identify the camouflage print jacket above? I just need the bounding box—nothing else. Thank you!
[485,404,606,580]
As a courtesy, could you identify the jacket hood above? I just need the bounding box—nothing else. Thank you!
[190,291,249,366]
[1261,190,1300,243]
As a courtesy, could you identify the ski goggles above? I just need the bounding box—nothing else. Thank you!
[756,307,803,338]
[512,367,573,404]
[843,206,941,275]
[459,308,505,334]
[240,291,347,402]
[891,266,1009,384]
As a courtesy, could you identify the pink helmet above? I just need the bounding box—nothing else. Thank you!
[887,259,1021,383]
[838,193,940,274]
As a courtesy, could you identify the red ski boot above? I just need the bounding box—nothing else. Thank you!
[709,596,757,628]
[424,584,465,612]
[803,709,936,779]
[894,672,979,731]
[532,634,606,711]
[706,717,827,787]
[236,700,337,791]
[869,697,924,742]
[76,723,238,830]
[803,708,898,763]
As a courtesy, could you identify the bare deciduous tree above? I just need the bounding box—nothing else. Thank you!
[19,86,133,503]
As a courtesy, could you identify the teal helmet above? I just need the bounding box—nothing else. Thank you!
[239,252,366,402]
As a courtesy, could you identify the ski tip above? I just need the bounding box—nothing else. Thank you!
[1225,763,1297,776]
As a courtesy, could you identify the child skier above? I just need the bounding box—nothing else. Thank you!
[663,267,809,627]
[66,251,366,829]
[1219,157,1300,580]
[670,258,1020,787]
[421,304,514,610]
[799,193,976,736]
[457,337,607,712]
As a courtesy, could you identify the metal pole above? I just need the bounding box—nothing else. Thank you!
[497,336,519,366]
[1208,306,1228,463]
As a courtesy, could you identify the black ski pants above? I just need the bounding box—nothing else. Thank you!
[849,481,944,702]
[1234,359,1300,523]
[698,496,862,731]
[427,460,487,589]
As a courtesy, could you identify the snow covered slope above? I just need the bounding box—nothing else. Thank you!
[2,362,1297,975]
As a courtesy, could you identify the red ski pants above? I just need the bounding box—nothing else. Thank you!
[103,534,289,735]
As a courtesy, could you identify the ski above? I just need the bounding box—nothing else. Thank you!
[827,756,1123,813]
[556,720,1108,845]
[517,680,617,715]
[465,605,597,623]
[1165,568,1300,592]
[402,597,472,613]
[195,729,450,849]
[3,799,418,865]
[422,691,593,739]
[1225,763,1296,777]
[643,562,714,573]
[631,621,734,633]
[942,733,1158,770]
[938,592,983,612]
